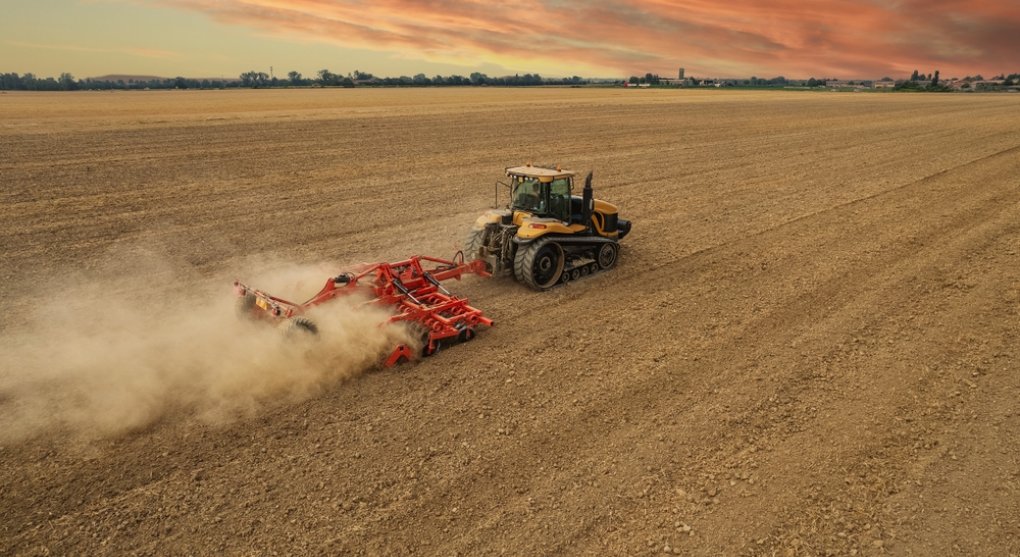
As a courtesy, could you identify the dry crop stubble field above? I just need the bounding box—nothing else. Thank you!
[1,88,1019,556]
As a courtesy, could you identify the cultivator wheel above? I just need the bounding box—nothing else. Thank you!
[288,317,318,336]
[236,292,258,318]
[458,326,476,342]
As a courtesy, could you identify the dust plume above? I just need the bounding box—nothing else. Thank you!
[0,248,412,444]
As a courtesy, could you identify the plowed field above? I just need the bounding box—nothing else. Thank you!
[2,88,1019,556]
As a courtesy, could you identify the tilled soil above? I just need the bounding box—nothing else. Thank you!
[1,88,1018,556]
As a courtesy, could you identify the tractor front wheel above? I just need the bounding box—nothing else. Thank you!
[464,228,485,261]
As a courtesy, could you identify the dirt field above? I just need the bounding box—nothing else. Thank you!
[1,88,1018,556]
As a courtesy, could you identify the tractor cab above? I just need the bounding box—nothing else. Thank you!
[506,165,576,223]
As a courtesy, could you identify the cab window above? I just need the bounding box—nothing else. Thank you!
[548,178,571,221]
[513,178,543,212]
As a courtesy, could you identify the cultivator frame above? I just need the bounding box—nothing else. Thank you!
[233,254,493,366]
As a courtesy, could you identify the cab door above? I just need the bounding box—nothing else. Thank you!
[548,178,572,222]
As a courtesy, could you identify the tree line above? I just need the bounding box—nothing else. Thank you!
[1,72,237,91]
[5,68,1016,92]
[627,74,805,87]
[0,69,589,91]
[894,69,947,91]
[234,69,588,88]
[894,69,1019,91]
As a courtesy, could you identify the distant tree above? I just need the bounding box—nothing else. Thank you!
[910,69,920,81]
[350,70,374,81]
[931,70,940,87]
[628,75,639,84]
[288,71,303,85]
[807,77,821,87]
[58,72,77,91]
[240,71,269,87]
[317,69,339,86]
[469,72,488,85]
[1,72,25,90]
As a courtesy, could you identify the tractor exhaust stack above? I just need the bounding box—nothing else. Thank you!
[582,171,594,231]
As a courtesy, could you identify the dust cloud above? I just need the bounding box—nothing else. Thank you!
[0,247,412,444]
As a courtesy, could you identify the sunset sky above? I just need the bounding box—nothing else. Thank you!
[2,0,1018,80]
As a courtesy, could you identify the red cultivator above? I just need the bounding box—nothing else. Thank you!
[233,254,493,366]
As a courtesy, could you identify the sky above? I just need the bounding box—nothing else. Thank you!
[2,0,1018,80]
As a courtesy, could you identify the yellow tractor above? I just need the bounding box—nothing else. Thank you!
[464,165,631,290]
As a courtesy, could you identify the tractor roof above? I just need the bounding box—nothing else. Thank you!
[506,165,576,179]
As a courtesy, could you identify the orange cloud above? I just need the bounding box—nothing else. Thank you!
[158,0,1020,77]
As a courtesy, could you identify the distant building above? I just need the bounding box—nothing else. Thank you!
[678,67,685,80]
[825,80,872,89]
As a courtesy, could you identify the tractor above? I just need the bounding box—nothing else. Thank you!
[464,165,631,290]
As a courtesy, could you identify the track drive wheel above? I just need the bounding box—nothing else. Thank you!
[597,242,619,270]
[514,238,565,290]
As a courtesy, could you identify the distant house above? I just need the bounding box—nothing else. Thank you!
[949,79,1007,91]
[873,81,896,89]
[825,80,872,89]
